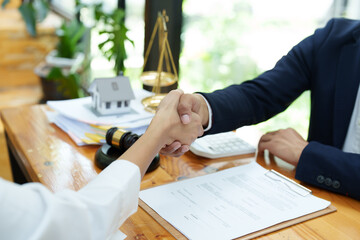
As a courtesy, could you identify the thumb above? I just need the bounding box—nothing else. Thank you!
[178,94,196,124]
[180,114,191,124]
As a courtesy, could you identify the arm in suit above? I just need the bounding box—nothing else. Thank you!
[200,18,360,200]
[298,141,360,200]
[199,18,324,134]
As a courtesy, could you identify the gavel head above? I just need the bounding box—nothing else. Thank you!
[105,127,140,152]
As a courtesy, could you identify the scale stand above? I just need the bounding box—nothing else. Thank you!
[141,10,178,113]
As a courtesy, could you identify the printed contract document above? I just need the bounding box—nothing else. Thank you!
[139,161,331,240]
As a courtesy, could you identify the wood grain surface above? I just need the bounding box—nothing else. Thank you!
[1,104,360,239]
[0,9,60,88]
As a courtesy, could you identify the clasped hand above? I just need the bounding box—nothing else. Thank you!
[147,90,204,152]
[157,91,209,157]
[156,91,308,166]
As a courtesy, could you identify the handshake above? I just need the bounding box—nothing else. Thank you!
[146,89,307,167]
[146,89,210,157]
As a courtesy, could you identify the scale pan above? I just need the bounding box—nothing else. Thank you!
[141,71,177,93]
[141,94,167,113]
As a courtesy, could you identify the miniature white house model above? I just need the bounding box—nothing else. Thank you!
[88,76,135,115]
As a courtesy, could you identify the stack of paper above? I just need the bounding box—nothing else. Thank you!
[46,89,155,146]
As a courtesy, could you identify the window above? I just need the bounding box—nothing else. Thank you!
[112,82,119,91]
[106,102,111,109]
[125,100,129,107]
[117,101,122,107]
[94,95,97,110]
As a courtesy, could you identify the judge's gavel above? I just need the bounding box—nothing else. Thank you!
[95,127,160,172]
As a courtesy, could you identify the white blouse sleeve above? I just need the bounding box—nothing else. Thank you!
[0,160,140,240]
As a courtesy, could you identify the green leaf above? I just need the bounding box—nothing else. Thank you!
[34,0,49,22]
[1,0,10,9]
[47,67,82,99]
[98,39,112,50]
[56,20,86,58]
[128,38,135,47]
[47,67,63,80]
[99,30,111,35]
[70,22,86,47]
[96,7,134,74]
[18,3,37,37]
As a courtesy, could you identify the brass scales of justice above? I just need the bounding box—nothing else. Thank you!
[141,10,178,113]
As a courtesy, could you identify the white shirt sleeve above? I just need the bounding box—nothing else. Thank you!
[0,160,140,240]
[197,94,213,132]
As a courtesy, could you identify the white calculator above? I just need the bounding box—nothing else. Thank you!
[190,131,256,159]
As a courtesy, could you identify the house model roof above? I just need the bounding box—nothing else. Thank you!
[88,76,135,102]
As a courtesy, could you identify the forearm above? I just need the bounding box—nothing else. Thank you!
[199,32,315,134]
[199,85,257,134]
[0,160,140,239]
[119,127,165,178]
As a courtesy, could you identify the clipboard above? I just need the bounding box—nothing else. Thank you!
[139,200,336,240]
[139,163,337,240]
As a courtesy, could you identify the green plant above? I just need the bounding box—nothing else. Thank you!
[1,0,49,37]
[46,67,84,99]
[1,0,10,8]
[55,20,86,58]
[44,20,86,99]
[95,6,134,75]
[2,0,134,98]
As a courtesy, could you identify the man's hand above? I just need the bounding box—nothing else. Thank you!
[147,90,203,148]
[160,93,209,157]
[258,128,308,166]
[177,93,209,126]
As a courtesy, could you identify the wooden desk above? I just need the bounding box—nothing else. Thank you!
[1,105,360,239]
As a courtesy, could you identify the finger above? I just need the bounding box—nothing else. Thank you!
[168,141,182,151]
[191,112,204,137]
[160,141,182,155]
[257,141,265,154]
[171,145,190,157]
[172,88,184,96]
[259,133,273,143]
[159,89,184,110]
[160,147,179,155]
[198,126,204,137]
[178,94,198,124]
[257,148,265,156]
[258,139,271,153]
[258,140,276,155]
[167,89,183,106]
[180,145,190,153]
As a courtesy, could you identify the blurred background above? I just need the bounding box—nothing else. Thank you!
[1,0,360,180]
[114,0,359,138]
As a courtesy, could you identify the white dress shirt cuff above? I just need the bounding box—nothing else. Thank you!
[197,94,213,132]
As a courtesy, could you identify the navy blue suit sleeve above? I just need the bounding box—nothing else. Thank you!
[199,19,360,200]
[296,141,360,200]
[200,36,314,134]
[200,19,335,135]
